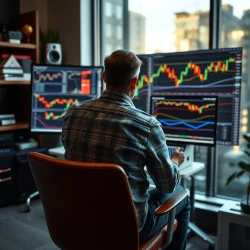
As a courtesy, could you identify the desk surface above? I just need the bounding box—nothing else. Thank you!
[48,146,65,157]
[180,162,205,177]
[49,146,205,176]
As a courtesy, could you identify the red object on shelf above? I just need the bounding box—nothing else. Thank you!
[1,54,32,60]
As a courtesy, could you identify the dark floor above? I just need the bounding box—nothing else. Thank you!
[0,199,215,250]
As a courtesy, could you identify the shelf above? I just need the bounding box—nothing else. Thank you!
[0,122,29,132]
[0,41,37,50]
[0,80,30,85]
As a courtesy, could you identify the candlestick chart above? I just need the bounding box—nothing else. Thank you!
[152,54,240,95]
[151,96,218,146]
[32,93,92,130]
[133,55,152,112]
[133,48,242,145]
[30,65,103,133]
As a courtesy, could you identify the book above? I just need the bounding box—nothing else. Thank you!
[0,73,24,78]
[0,119,16,126]
[0,76,25,81]
[8,39,21,44]
[23,73,31,80]
[0,68,23,74]
[0,55,23,74]
[0,114,15,119]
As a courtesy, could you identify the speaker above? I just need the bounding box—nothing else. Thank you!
[46,43,62,65]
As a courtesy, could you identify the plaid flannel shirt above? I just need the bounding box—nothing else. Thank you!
[61,90,180,230]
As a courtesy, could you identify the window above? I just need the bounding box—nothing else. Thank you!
[106,23,112,37]
[101,0,124,59]
[128,0,210,193]
[216,1,250,199]
[129,0,209,54]
[116,4,123,19]
[116,25,122,39]
[105,1,112,17]
[96,0,249,201]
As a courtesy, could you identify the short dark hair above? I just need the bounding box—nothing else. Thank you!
[104,50,142,89]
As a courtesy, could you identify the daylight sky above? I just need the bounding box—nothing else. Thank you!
[128,0,250,53]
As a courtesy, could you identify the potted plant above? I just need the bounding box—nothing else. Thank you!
[40,28,59,44]
[226,133,250,214]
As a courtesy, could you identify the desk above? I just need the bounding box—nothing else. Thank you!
[180,162,215,248]
[48,146,65,159]
[217,201,250,250]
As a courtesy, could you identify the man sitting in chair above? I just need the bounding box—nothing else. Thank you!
[61,50,190,250]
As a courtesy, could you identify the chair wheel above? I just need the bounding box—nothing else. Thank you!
[208,245,214,250]
[23,206,30,213]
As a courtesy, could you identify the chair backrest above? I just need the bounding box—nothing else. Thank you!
[28,152,139,250]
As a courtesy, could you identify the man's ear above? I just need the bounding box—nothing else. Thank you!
[130,76,138,90]
[102,71,107,83]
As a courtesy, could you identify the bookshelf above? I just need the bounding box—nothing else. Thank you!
[0,41,37,50]
[0,10,39,132]
[0,80,30,85]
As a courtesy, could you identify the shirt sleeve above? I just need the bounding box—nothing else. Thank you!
[146,120,181,193]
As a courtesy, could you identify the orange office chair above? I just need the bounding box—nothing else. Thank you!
[27,152,188,250]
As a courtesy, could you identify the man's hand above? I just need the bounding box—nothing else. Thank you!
[170,147,185,167]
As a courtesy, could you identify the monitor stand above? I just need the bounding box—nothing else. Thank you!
[179,145,194,170]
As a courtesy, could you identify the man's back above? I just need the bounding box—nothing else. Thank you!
[62,90,155,165]
[61,90,179,230]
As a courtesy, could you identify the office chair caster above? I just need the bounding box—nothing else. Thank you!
[208,245,214,250]
[23,205,30,213]
[23,191,39,212]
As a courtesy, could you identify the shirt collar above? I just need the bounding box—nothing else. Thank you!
[100,90,135,107]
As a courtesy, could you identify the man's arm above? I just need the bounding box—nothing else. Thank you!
[146,121,183,193]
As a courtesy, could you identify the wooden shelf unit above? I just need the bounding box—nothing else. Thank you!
[0,80,30,85]
[0,41,37,50]
[0,10,39,132]
[0,122,29,132]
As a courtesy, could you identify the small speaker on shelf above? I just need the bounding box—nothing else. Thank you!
[45,43,62,65]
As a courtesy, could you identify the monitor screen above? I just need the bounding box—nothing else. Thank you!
[134,47,242,145]
[151,95,218,146]
[30,64,103,133]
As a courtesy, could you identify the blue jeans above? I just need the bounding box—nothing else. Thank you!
[139,185,190,250]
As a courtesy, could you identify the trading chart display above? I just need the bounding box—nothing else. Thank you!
[133,55,152,112]
[151,96,218,146]
[30,65,103,133]
[135,47,242,145]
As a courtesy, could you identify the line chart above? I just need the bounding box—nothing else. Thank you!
[151,96,218,145]
[154,100,216,114]
[34,71,63,84]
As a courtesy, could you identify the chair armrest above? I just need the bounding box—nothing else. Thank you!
[154,190,188,216]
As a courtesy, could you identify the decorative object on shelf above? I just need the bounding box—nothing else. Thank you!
[8,30,22,44]
[0,113,16,126]
[227,133,250,214]
[40,28,62,64]
[0,54,24,80]
[40,28,59,44]
[21,24,33,43]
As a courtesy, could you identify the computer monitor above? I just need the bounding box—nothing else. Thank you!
[134,47,242,146]
[150,95,218,147]
[30,64,103,133]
